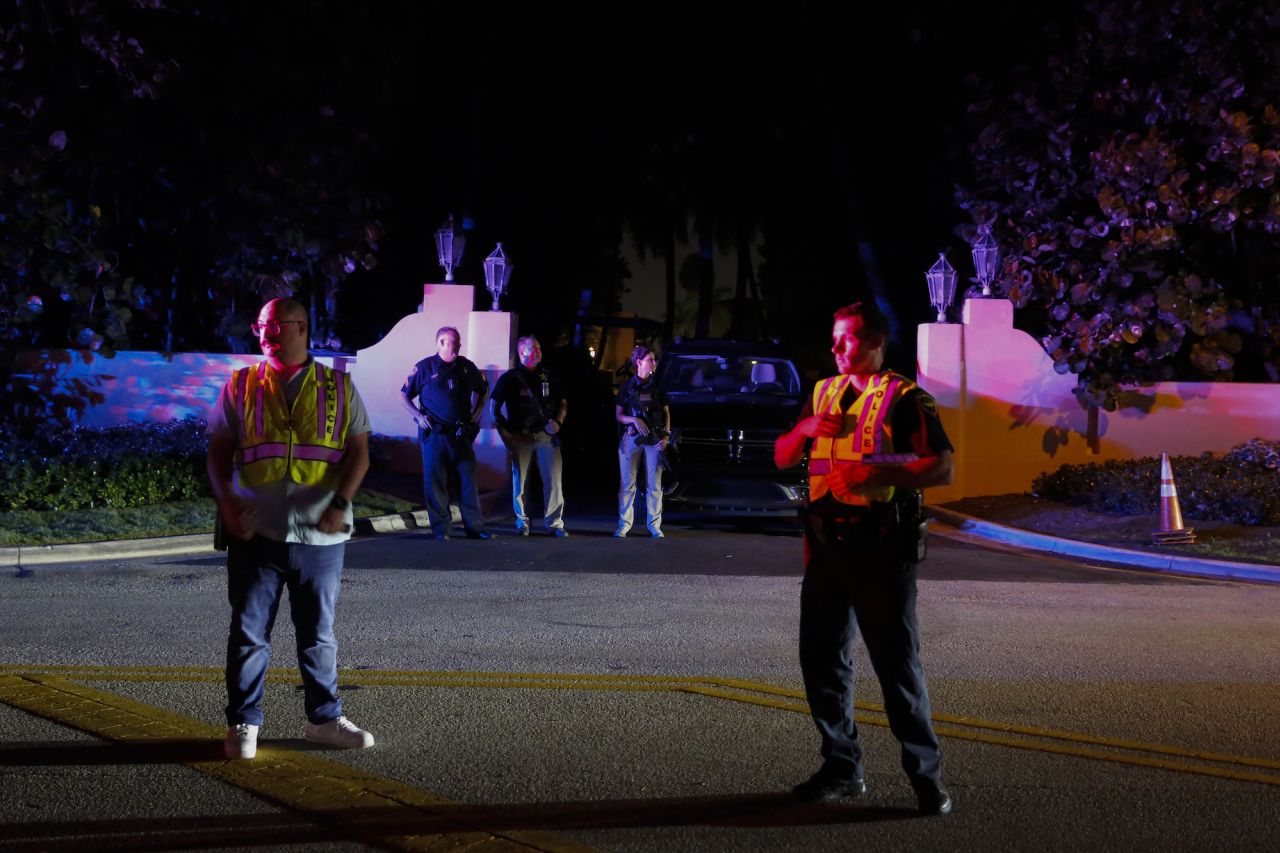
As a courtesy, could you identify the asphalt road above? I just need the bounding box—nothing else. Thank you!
[2,514,1278,852]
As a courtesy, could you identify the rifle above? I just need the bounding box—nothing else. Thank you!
[515,369,560,448]
[626,403,669,447]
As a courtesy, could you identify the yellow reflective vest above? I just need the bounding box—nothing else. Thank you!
[231,361,352,489]
[808,370,917,506]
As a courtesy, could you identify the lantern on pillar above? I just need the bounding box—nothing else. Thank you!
[971,224,1000,297]
[434,215,465,283]
[925,253,958,323]
[483,242,512,312]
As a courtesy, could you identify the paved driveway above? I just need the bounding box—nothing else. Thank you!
[2,520,1277,851]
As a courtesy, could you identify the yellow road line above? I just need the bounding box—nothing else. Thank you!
[928,709,1280,773]
[4,664,1278,786]
[0,674,597,853]
[679,683,1280,787]
[928,722,1280,788]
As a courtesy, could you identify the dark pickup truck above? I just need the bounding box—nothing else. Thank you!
[658,339,806,516]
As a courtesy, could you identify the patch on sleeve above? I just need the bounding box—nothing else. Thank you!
[918,394,939,417]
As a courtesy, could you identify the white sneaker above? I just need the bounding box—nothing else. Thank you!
[304,716,375,749]
[613,526,628,538]
[224,723,259,759]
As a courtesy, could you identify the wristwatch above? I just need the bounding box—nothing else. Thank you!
[329,495,351,511]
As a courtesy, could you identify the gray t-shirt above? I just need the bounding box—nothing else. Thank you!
[208,360,371,545]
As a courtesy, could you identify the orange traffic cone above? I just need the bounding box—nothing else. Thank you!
[1152,453,1195,545]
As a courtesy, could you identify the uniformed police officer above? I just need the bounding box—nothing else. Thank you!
[399,326,492,540]
[491,335,569,537]
[774,301,955,815]
[614,345,670,538]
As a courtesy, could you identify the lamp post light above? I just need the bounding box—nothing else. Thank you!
[926,253,958,322]
[483,242,512,312]
[434,215,465,283]
[971,224,1000,297]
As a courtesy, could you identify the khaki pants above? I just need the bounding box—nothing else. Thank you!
[511,434,565,531]
[617,432,663,535]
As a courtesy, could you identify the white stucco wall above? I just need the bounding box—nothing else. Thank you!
[346,282,515,491]
[918,298,1280,501]
[8,282,516,492]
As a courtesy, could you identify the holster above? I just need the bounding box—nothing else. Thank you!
[893,491,929,564]
[213,508,228,552]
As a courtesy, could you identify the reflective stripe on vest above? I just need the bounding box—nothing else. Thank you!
[808,371,916,506]
[234,361,352,488]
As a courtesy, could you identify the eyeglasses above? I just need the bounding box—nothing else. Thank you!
[250,320,305,335]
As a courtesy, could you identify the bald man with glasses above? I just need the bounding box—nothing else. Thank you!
[207,297,375,760]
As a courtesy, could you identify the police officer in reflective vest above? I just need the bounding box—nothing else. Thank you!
[207,297,374,760]
[774,301,955,815]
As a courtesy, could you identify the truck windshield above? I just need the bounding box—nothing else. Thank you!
[660,355,801,397]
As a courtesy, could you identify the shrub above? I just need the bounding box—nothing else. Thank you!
[0,418,211,511]
[1033,439,1280,526]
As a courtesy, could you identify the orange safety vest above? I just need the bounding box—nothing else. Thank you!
[808,371,917,506]
[232,361,352,489]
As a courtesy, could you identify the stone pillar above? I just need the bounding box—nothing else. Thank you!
[349,283,516,494]
[916,320,966,504]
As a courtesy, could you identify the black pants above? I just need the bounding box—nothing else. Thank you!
[798,516,942,785]
[420,430,484,536]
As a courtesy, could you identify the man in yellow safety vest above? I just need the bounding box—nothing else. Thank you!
[775,300,955,816]
[207,297,374,760]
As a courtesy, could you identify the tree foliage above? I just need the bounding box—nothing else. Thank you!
[957,0,1280,409]
[0,2,384,357]
[0,0,175,356]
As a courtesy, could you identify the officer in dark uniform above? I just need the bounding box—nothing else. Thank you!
[614,345,670,538]
[399,326,492,540]
[491,335,569,537]
[774,301,955,816]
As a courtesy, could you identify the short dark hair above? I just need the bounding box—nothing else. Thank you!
[629,345,655,367]
[436,326,461,347]
[833,301,889,341]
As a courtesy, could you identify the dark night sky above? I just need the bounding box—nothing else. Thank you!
[27,0,1081,370]
[296,2,1072,360]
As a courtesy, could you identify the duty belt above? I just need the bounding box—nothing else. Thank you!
[804,503,894,546]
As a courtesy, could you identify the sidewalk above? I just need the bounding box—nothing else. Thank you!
[3,501,1277,584]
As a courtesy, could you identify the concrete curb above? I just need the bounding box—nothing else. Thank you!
[929,505,1280,584]
[0,533,217,569]
[0,510,446,569]
[1,492,509,569]
[7,502,1276,583]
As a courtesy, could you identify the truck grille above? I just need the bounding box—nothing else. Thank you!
[675,427,780,465]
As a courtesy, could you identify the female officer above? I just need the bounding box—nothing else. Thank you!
[614,345,670,538]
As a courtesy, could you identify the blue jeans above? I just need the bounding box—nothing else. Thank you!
[225,536,345,726]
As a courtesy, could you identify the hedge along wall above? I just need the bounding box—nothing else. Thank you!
[918,298,1280,502]
[5,284,517,492]
[6,349,351,428]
